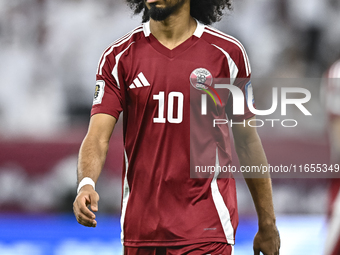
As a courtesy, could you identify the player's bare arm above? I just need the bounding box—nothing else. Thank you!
[232,116,280,255]
[73,113,117,227]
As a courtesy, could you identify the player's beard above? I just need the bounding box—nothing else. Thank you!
[147,0,186,21]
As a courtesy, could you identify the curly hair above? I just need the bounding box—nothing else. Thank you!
[126,0,232,25]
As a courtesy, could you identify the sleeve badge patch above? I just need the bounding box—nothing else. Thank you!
[93,80,105,105]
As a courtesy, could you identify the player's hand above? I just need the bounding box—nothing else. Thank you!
[73,185,100,227]
[253,223,280,255]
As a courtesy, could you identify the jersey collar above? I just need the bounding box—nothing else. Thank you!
[143,21,151,37]
[142,19,205,38]
[193,19,205,38]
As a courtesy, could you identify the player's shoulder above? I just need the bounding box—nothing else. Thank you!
[101,24,144,56]
[201,25,247,54]
[96,25,144,73]
[201,25,251,76]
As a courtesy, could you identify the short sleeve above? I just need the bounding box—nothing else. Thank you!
[91,51,123,120]
[226,46,255,122]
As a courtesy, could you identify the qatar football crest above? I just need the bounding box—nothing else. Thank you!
[190,68,222,106]
[190,68,213,90]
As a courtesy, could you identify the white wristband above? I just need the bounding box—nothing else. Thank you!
[77,177,96,194]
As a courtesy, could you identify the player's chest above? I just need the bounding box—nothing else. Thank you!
[120,54,229,101]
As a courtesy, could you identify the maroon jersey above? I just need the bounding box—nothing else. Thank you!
[91,20,254,247]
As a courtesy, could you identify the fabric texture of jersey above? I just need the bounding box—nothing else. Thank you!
[91,20,255,247]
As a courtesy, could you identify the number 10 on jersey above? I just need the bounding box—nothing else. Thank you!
[153,91,184,124]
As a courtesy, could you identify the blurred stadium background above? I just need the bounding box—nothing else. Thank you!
[0,0,340,254]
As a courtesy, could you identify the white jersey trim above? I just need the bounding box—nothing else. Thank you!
[143,19,204,38]
[212,44,239,85]
[121,150,131,244]
[193,19,205,38]
[204,27,251,77]
[143,21,151,37]
[111,42,135,89]
[210,146,235,244]
[97,28,143,75]
[96,26,142,74]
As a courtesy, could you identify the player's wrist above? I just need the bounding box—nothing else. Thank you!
[77,177,96,194]
[258,217,276,231]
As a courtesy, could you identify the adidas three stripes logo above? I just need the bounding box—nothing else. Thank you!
[129,72,150,89]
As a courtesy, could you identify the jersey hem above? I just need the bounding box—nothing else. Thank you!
[123,237,233,247]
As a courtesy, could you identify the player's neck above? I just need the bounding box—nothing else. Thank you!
[149,4,197,50]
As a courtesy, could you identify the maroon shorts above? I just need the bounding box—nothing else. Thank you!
[124,242,233,255]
